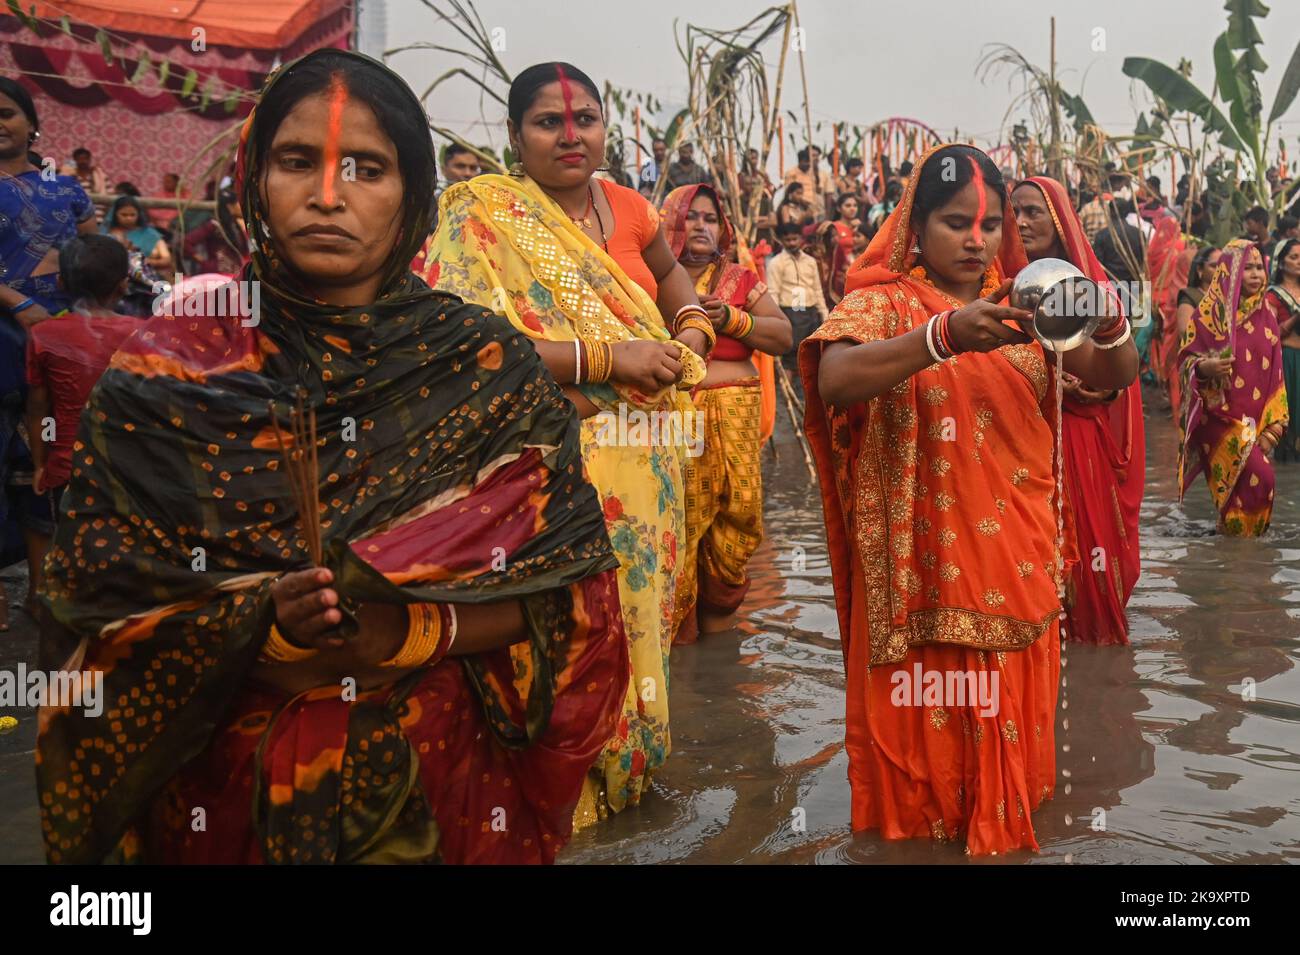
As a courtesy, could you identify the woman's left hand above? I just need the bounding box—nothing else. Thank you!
[677,327,710,359]
[1063,379,1112,404]
[1258,425,1283,454]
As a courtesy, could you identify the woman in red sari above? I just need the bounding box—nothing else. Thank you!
[1147,213,1189,414]
[1011,176,1144,646]
[802,144,1137,855]
[825,193,861,304]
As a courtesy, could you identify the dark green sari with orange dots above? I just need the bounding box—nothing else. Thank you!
[36,275,627,865]
[35,48,627,865]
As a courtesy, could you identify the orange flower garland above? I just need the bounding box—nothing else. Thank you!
[908,264,1002,308]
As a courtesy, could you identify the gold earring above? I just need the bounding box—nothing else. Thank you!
[507,145,525,177]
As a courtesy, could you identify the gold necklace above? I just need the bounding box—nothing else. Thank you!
[566,185,595,229]
[908,264,1001,306]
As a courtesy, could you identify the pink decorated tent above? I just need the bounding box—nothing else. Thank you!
[1,0,352,192]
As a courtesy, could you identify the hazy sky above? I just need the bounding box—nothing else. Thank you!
[384,0,1300,162]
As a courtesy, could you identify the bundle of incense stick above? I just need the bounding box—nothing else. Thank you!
[267,391,322,565]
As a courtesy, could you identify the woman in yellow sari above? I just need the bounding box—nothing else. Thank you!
[660,183,790,642]
[419,62,711,825]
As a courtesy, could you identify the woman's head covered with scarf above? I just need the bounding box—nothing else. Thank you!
[844,142,1026,304]
[1190,238,1267,343]
[661,182,735,267]
[236,48,437,306]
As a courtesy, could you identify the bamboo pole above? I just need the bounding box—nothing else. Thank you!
[635,105,643,178]
[774,362,815,479]
[766,4,794,178]
[90,194,217,211]
[791,0,818,203]
[1048,16,1063,183]
[779,115,785,175]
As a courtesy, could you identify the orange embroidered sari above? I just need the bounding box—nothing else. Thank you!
[799,144,1061,855]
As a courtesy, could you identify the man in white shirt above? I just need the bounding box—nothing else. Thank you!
[766,221,829,397]
[638,138,667,198]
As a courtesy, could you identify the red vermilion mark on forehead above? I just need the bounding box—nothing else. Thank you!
[321,73,348,206]
[555,64,577,142]
[968,156,987,246]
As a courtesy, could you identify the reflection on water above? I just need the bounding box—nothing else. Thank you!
[562,385,1300,865]
[0,387,1295,864]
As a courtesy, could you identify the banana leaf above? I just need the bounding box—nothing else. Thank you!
[1268,38,1300,122]
[1122,56,1247,152]
[1213,33,1256,146]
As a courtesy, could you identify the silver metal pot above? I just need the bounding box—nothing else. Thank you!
[1009,257,1107,352]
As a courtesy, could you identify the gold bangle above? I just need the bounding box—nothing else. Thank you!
[261,621,318,663]
[379,603,444,668]
[596,340,613,383]
[674,304,709,331]
[676,315,717,350]
[674,305,715,338]
[579,338,613,383]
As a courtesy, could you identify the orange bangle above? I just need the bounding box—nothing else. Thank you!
[379,603,457,668]
[261,621,318,663]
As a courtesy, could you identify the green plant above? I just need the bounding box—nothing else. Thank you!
[1122,0,1300,219]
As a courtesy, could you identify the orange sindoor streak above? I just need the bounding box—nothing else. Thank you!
[321,74,348,206]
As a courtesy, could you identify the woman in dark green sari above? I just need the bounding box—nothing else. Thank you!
[35,49,627,865]
[1267,238,1300,462]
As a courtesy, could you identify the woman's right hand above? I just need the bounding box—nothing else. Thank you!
[610,340,683,392]
[946,279,1033,354]
[270,567,345,650]
[699,294,727,328]
[1197,356,1233,384]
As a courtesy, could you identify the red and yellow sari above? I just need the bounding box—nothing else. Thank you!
[800,145,1062,855]
[660,183,774,643]
[1021,176,1144,646]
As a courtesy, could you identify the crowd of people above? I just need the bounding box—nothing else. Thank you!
[0,48,1295,864]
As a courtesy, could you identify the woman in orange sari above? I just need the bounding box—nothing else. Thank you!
[660,183,791,642]
[1012,176,1144,646]
[801,144,1137,855]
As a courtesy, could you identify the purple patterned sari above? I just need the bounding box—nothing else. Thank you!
[1178,239,1289,536]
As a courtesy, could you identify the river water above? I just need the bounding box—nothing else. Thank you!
[1,385,1296,864]
[563,384,1300,864]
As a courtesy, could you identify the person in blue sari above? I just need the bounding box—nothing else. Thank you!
[1,78,98,628]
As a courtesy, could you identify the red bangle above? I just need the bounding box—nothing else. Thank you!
[939,309,958,356]
[1093,314,1126,341]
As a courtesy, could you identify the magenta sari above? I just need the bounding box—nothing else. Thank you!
[1178,239,1289,536]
